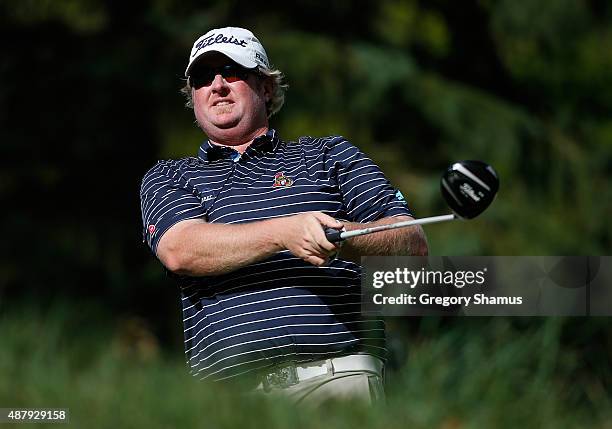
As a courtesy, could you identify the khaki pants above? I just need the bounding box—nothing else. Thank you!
[255,355,385,406]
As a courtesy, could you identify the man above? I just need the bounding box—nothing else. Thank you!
[140,27,428,405]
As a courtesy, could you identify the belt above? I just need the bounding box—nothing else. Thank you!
[257,354,384,391]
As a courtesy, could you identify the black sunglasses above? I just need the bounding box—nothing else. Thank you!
[188,64,258,89]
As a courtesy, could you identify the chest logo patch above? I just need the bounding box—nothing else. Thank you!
[272,171,293,188]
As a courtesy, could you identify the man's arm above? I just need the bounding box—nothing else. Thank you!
[321,138,427,259]
[157,212,343,276]
[338,215,428,263]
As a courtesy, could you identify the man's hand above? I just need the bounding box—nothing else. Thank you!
[276,212,343,266]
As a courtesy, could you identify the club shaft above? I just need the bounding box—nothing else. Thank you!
[339,214,457,240]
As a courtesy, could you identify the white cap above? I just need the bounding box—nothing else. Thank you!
[185,27,271,77]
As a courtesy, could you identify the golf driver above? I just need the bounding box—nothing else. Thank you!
[324,160,499,243]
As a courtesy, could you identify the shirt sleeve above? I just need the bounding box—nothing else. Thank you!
[327,137,414,222]
[140,161,208,255]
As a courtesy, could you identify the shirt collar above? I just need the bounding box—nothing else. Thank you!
[198,129,280,162]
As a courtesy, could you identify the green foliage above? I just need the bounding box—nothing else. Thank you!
[374,0,449,57]
[4,0,108,33]
[1,304,610,428]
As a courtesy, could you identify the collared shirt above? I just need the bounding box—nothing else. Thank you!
[140,130,413,381]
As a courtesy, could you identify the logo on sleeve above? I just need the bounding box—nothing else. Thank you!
[272,171,293,188]
[395,190,408,205]
[148,224,156,235]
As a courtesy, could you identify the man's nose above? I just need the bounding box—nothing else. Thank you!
[210,74,228,92]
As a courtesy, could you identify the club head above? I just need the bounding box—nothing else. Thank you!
[440,160,499,219]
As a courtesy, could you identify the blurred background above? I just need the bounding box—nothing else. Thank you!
[1,0,611,427]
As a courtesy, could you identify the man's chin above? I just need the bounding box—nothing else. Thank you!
[209,114,240,130]
[214,121,240,130]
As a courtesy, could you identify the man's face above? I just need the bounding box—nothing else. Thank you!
[190,53,270,143]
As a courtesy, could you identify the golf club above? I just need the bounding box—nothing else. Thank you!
[324,160,499,243]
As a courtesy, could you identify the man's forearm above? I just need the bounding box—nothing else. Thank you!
[340,216,429,261]
[158,219,283,276]
[157,212,343,277]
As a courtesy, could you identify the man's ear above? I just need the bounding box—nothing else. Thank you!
[262,77,273,102]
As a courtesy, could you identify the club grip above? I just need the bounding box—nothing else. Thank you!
[324,227,344,243]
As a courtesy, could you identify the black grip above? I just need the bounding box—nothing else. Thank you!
[324,228,344,243]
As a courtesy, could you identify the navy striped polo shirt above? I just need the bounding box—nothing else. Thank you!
[140,130,413,381]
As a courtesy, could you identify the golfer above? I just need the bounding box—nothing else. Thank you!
[140,27,428,405]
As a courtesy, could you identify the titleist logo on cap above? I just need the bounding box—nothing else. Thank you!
[192,33,248,58]
[185,27,270,76]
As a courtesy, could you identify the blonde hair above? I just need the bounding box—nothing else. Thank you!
[180,67,288,118]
